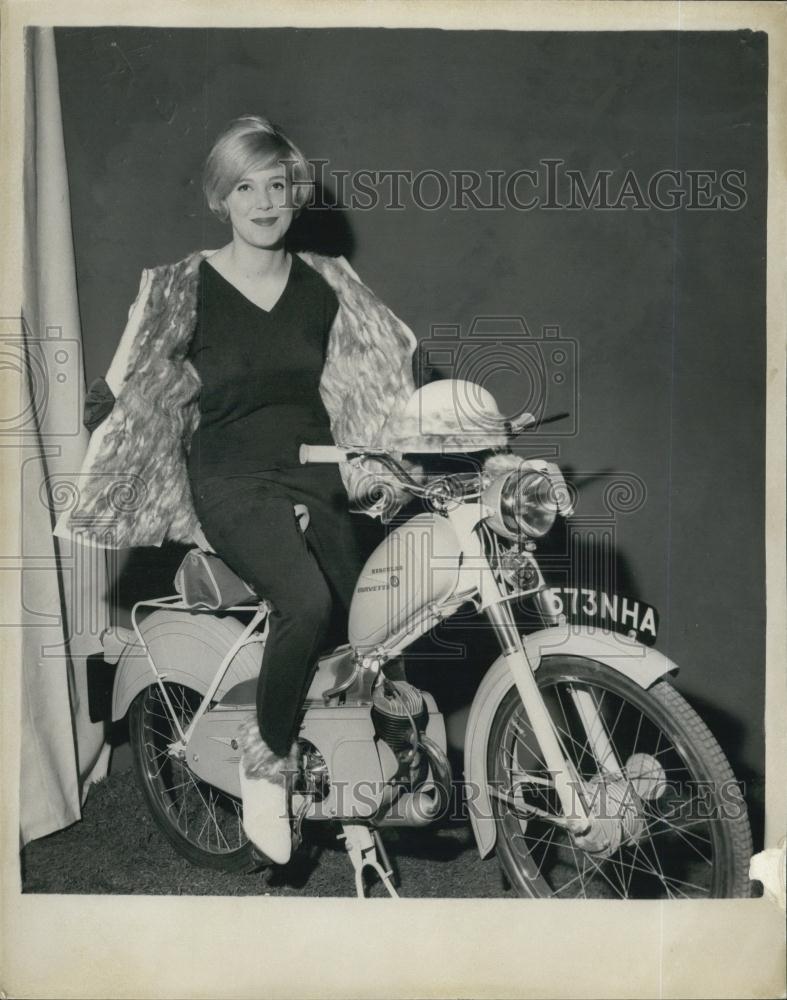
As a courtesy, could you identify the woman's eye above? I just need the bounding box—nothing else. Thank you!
[237,183,251,192]
[271,181,285,191]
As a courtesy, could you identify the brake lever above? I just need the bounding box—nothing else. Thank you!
[505,411,571,436]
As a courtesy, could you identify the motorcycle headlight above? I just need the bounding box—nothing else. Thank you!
[485,468,559,539]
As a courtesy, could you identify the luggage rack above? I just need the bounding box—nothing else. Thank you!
[126,512,308,706]
[129,593,271,745]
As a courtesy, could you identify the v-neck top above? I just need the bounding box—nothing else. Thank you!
[186,254,340,478]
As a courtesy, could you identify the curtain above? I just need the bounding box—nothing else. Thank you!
[18,27,110,845]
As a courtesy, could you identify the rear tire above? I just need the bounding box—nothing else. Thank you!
[129,682,264,872]
[487,656,753,898]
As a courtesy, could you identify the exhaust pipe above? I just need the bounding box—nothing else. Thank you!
[374,788,444,828]
[373,735,453,828]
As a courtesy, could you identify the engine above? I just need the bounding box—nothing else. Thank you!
[371,679,428,753]
[368,678,453,828]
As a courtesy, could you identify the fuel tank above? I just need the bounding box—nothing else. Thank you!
[348,512,461,651]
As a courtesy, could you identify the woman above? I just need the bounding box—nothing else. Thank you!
[191,116,374,866]
[70,115,419,865]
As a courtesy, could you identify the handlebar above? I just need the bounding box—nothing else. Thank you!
[299,444,348,465]
[299,443,572,517]
[300,443,484,505]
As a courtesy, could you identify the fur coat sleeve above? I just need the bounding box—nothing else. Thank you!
[54,249,418,549]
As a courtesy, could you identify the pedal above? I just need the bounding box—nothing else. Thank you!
[338,824,400,898]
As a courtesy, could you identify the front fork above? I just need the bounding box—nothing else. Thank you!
[448,504,592,837]
[483,600,591,837]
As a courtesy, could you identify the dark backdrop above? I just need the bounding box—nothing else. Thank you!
[54,27,767,836]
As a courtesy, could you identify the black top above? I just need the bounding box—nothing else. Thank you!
[186,254,340,478]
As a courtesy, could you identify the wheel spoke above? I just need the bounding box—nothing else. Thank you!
[617,845,710,897]
[143,747,169,781]
[553,848,594,898]
[513,822,558,864]
[581,850,627,899]
[641,815,714,864]
[646,814,713,847]
[604,692,628,748]
[607,849,633,897]
[630,706,646,759]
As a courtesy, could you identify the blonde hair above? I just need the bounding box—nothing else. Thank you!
[203,115,312,221]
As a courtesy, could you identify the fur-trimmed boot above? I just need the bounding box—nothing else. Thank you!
[238,717,299,865]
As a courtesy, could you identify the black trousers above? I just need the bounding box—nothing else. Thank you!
[191,466,370,757]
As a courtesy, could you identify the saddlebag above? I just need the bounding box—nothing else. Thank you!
[174,548,257,611]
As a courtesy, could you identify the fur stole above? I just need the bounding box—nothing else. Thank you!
[57,250,418,548]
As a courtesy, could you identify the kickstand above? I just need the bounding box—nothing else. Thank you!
[339,824,400,898]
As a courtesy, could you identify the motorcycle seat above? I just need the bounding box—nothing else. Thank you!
[175,504,310,610]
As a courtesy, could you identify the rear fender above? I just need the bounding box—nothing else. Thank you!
[110,609,264,721]
[464,626,679,860]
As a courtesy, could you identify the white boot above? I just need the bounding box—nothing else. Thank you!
[238,718,298,866]
[238,763,292,865]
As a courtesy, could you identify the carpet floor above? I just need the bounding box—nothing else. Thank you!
[20,768,510,898]
[20,765,759,899]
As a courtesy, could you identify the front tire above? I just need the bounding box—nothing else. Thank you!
[129,682,262,872]
[486,656,753,898]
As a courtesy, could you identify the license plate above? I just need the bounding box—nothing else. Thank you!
[542,588,659,645]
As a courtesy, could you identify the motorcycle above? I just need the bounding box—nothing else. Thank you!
[94,382,753,898]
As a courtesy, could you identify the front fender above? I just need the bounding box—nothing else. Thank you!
[464,625,679,860]
[111,609,263,721]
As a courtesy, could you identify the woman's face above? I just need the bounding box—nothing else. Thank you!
[222,162,296,250]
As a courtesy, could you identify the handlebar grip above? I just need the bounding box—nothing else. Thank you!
[299,444,347,465]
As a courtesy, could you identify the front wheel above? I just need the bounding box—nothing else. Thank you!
[486,656,753,898]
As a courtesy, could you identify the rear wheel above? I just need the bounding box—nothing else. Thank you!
[129,682,262,872]
[487,656,753,898]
